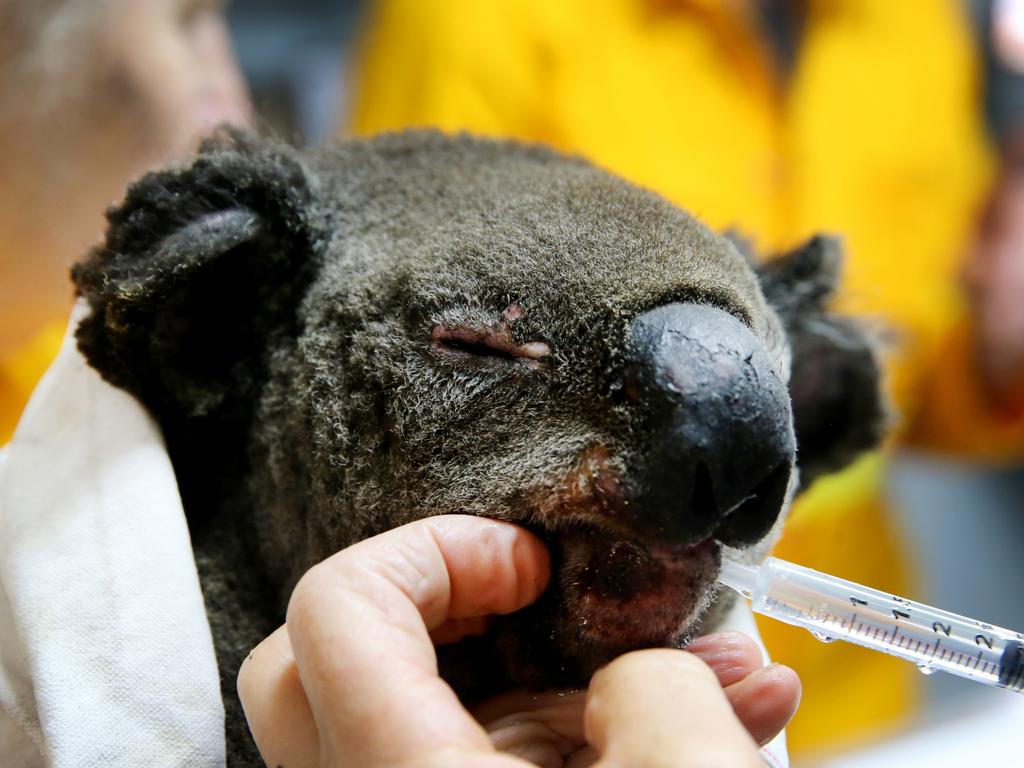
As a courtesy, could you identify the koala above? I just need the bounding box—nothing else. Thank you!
[71,130,885,763]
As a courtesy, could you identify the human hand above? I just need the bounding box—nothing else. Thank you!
[237,515,800,767]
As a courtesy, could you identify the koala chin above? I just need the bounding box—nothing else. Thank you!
[72,129,887,761]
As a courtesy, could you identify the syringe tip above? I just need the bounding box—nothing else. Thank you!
[717,556,759,598]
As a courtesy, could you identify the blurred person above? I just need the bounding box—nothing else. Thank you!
[348,0,1024,757]
[0,0,250,443]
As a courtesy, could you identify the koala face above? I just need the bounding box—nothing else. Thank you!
[73,130,886,696]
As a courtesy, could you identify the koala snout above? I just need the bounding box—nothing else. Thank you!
[624,303,795,546]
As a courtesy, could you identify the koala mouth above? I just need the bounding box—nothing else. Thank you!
[553,530,721,649]
[490,443,771,687]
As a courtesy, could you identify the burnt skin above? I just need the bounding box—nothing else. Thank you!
[442,442,727,699]
[70,133,888,763]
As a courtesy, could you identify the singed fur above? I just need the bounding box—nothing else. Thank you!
[72,130,885,764]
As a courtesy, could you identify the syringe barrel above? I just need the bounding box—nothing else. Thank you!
[747,557,1024,693]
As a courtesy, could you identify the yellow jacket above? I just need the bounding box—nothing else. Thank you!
[0,323,65,445]
[350,0,1023,754]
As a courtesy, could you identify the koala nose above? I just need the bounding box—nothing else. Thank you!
[624,303,795,546]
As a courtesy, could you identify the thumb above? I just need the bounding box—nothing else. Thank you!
[239,515,549,768]
[585,649,763,768]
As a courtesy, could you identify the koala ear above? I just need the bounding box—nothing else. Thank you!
[72,130,321,424]
[756,236,890,489]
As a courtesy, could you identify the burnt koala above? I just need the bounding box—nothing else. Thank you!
[71,130,886,762]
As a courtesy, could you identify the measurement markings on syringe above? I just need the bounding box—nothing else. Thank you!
[763,591,997,670]
[720,555,1024,692]
[773,592,998,671]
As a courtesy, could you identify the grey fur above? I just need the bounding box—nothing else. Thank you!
[72,129,886,764]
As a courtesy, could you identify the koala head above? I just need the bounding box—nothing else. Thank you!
[72,130,885,695]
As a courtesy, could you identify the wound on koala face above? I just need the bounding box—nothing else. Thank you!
[71,129,887,763]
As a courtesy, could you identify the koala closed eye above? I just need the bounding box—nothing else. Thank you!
[431,325,551,363]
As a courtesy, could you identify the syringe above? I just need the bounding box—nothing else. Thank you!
[719,555,1024,693]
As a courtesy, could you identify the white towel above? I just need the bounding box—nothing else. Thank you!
[0,304,225,767]
[0,305,786,767]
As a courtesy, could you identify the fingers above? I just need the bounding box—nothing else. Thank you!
[687,631,764,686]
[688,631,801,745]
[240,527,793,768]
[470,633,799,768]
[584,649,763,768]
[688,630,798,745]
[238,515,549,768]
[237,625,319,767]
[585,649,764,767]
[476,689,587,768]
[723,663,801,746]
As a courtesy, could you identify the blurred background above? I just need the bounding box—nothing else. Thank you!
[226,0,361,142]
[1,1,1023,766]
